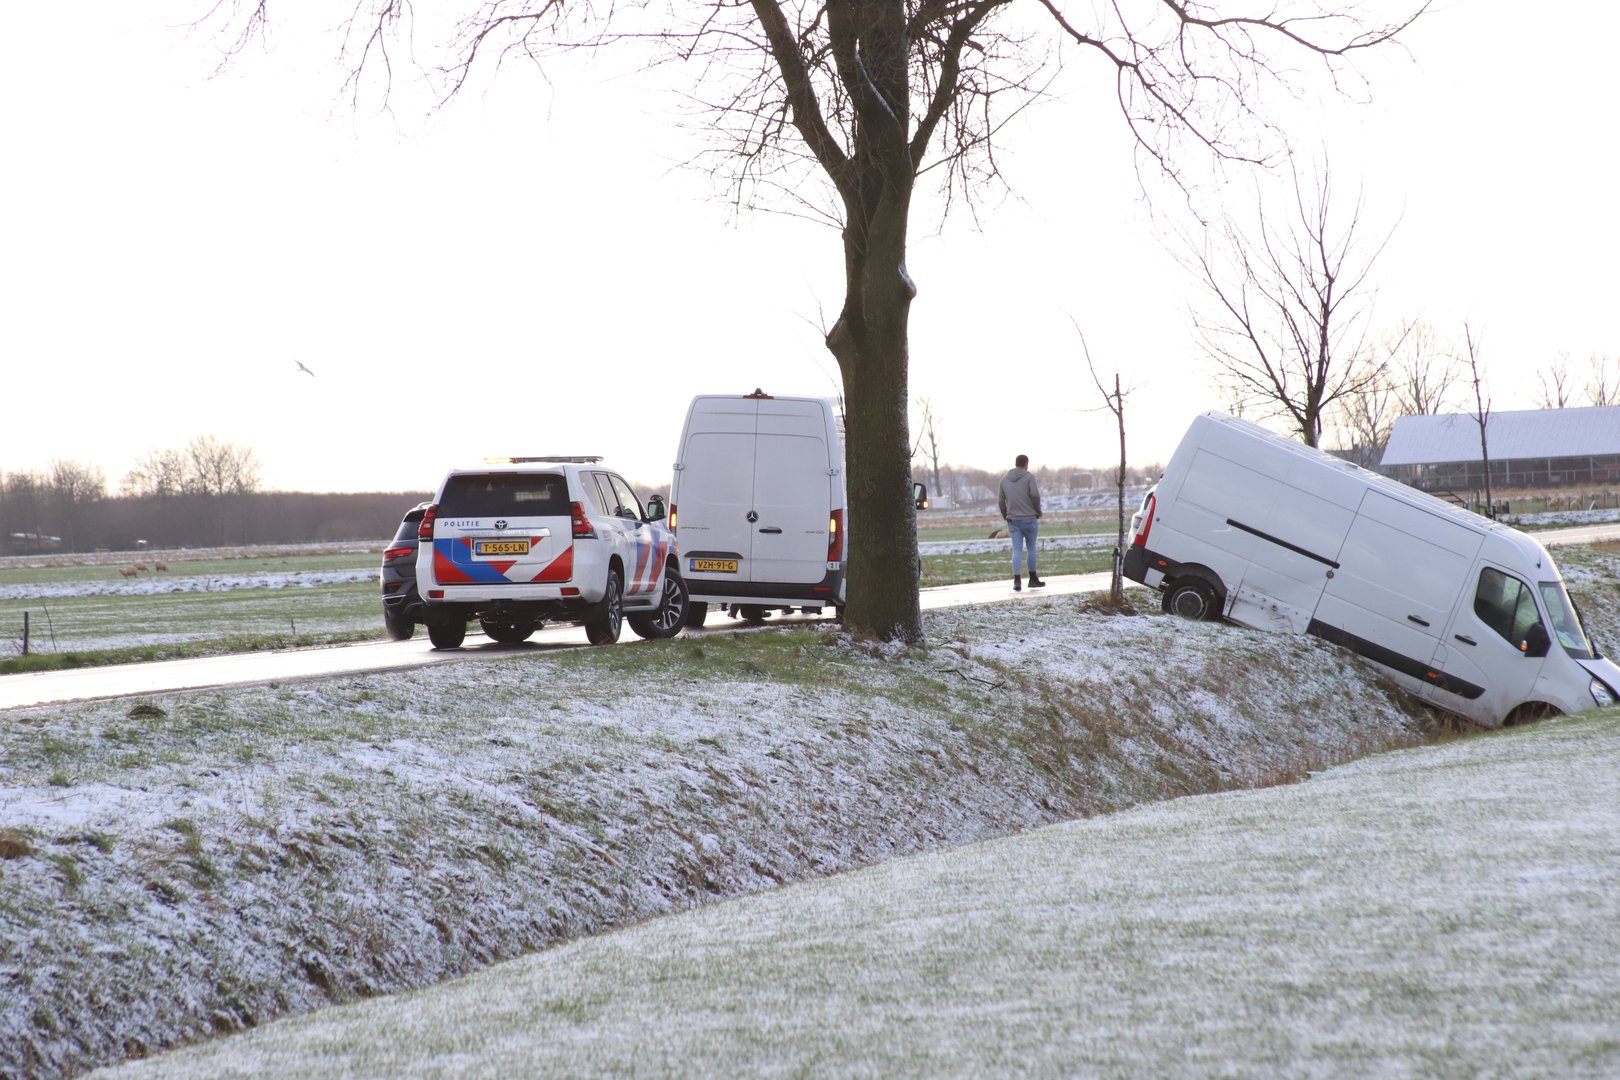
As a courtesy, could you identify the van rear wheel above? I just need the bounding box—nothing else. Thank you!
[1163,580,1218,621]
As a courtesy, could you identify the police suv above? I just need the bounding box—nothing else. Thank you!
[415,457,686,649]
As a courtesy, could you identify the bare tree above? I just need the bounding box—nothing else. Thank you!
[911,397,944,501]
[206,0,1427,643]
[122,448,190,500]
[46,459,106,551]
[1333,317,1457,467]
[1332,364,1397,467]
[182,436,263,497]
[1188,157,1399,447]
[1538,353,1573,409]
[1389,320,1460,417]
[1077,328,1132,605]
[1586,353,1619,407]
[1464,323,1493,519]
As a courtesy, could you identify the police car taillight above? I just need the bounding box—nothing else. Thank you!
[571,502,595,539]
[827,508,844,562]
[417,504,437,541]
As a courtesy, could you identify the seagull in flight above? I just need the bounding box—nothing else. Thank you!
[295,361,316,377]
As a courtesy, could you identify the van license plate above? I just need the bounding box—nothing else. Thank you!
[691,558,738,573]
[476,540,530,556]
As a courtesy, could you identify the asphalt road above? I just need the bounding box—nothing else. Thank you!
[3,521,1613,712]
[0,572,1113,711]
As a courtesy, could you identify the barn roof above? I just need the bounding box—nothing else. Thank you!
[1380,405,1620,467]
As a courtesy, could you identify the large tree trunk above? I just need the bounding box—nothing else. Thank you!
[826,183,923,645]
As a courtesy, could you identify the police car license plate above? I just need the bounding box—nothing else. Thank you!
[690,558,738,573]
[476,540,530,556]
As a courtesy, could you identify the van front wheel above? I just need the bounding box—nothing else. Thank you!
[1163,580,1218,621]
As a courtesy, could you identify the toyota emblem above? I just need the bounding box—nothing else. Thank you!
[494,519,508,530]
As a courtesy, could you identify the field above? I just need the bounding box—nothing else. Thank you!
[2,522,1618,1076]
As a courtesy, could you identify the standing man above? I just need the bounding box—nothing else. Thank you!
[998,454,1045,591]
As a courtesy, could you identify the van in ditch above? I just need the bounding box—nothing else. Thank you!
[671,391,847,626]
[1123,412,1620,727]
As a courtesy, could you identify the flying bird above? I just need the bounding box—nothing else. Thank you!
[295,361,316,377]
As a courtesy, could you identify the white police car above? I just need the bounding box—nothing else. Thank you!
[415,457,686,649]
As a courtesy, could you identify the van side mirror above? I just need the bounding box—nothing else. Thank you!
[912,482,929,510]
[1522,623,1551,659]
[645,494,666,522]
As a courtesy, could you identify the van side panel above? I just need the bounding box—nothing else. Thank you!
[1312,491,1484,689]
[1175,446,1355,628]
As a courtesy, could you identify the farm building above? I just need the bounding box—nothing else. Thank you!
[1380,405,1620,490]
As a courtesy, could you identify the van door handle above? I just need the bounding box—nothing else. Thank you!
[1454,634,1477,646]
[1407,615,1430,627]
[758,526,783,534]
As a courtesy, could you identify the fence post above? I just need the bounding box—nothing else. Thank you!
[21,611,28,656]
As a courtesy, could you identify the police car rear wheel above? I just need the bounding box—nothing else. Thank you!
[426,618,466,650]
[584,571,623,645]
[481,619,537,644]
[629,566,687,640]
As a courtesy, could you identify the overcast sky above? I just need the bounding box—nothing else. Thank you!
[2,0,1613,495]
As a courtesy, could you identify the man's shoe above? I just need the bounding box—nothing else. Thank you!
[1027,575,1046,588]
[1013,575,1022,592]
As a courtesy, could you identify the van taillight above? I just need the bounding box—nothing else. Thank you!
[827,509,844,562]
[417,504,437,540]
[571,502,595,539]
[669,504,678,532]
[1131,494,1155,548]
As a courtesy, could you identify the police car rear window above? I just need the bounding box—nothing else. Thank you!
[439,474,569,517]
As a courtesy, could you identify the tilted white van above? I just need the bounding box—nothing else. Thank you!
[670,391,848,626]
[1123,412,1620,727]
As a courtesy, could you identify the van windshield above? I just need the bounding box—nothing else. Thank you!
[1539,580,1595,660]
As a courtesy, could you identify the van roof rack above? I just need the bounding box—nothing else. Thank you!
[486,455,603,464]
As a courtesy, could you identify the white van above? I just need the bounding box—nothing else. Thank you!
[671,391,847,626]
[1123,412,1620,727]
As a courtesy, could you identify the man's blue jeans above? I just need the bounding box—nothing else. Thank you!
[1008,517,1039,577]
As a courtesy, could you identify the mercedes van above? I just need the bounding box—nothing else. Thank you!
[1124,412,1620,727]
[670,392,847,625]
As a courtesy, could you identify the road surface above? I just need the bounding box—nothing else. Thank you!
[4,520,1614,712]
[0,572,1113,711]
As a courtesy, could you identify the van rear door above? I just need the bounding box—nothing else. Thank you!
[749,399,836,585]
[677,398,760,585]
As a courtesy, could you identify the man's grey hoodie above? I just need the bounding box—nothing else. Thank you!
[998,467,1042,520]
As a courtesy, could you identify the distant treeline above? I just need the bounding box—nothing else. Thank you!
[2,490,432,555]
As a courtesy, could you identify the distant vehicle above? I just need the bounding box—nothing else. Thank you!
[416,457,686,649]
[380,502,429,640]
[1124,412,1620,727]
[671,392,848,626]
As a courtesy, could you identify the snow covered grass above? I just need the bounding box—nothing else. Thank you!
[2,595,1450,1079]
[0,579,381,662]
[96,708,1620,1080]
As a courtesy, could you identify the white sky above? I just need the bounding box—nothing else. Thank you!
[2,0,1614,494]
